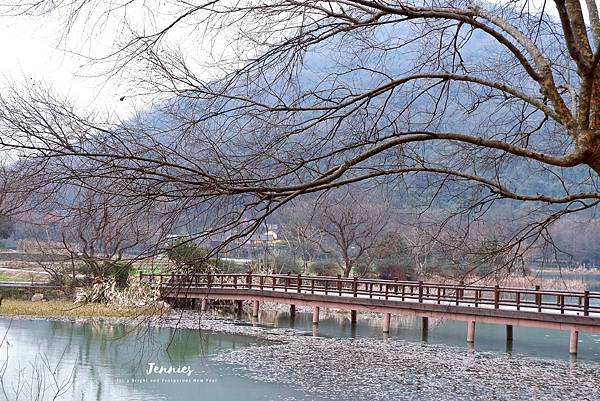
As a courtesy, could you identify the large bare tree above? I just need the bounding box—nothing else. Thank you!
[303,190,390,277]
[17,177,172,286]
[58,188,161,280]
[1,0,600,271]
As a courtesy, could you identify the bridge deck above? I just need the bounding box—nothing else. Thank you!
[140,272,600,334]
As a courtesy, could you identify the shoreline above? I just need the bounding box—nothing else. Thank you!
[0,298,395,328]
[3,306,600,401]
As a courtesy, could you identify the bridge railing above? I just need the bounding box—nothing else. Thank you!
[139,272,600,316]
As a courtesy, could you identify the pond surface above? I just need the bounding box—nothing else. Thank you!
[219,307,600,361]
[3,269,600,401]
[3,303,600,401]
[0,318,326,401]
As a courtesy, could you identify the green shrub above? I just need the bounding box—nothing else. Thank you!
[311,261,340,276]
[270,253,303,274]
[166,238,214,272]
[111,261,134,288]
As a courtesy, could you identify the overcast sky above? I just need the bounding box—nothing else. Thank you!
[0,12,133,116]
[0,4,226,121]
[0,0,570,122]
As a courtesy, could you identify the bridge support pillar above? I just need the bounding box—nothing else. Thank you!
[506,325,513,342]
[201,298,207,312]
[351,310,357,324]
[421,317,429,341]
[236,300,243,315]
[467,321,476,343]
[290,304,296,317]
[383,313,391,333]
[252,300,260,318]
[569,330,579,355]
[506,340,513,355]
[312,306,320,325]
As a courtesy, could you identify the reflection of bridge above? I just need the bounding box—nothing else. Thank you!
[140,272,600,355]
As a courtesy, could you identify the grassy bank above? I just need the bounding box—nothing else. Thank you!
[0,299,160,318]
[428,274,587,291]
[0,271,47,282]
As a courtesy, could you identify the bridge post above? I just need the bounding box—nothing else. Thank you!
[494,285,500,309]
[312,306,320,325]
[351,310,357,324]
[290,304,296,317]
[467,321,476,343]
[383,313,391,333]
[201,298,207,312]
[421,317,429,341]
[506,325,513,342]
[569,330,579,355]
[252,300,259,318]
[236,300,243,315]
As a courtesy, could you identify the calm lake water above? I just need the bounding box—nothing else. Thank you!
[3,269,600,401]
[0,318,327,401]
[237,308,600,359]
[3,310,600,401]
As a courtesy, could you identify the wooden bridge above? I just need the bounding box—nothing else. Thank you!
[140,272,600,355]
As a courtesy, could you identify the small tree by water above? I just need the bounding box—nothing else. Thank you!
[166,238,215,273]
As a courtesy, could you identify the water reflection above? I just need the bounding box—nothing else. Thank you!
[506,339,513,356]
[209,305,600,361]
[0,318,325,401]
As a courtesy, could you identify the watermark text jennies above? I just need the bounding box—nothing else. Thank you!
[146,362,194,377]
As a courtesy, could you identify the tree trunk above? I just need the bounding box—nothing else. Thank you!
[343,262,352,278]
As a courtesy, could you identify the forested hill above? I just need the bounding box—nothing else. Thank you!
[135,14,593,204]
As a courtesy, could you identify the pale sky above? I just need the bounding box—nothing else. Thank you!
[0,13,133,117]
[0,5,231,120]
[0,0,572,122]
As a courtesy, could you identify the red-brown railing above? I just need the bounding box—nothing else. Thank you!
[139,272,600,316]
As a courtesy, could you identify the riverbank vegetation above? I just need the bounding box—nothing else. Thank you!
[0,299,159,318]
